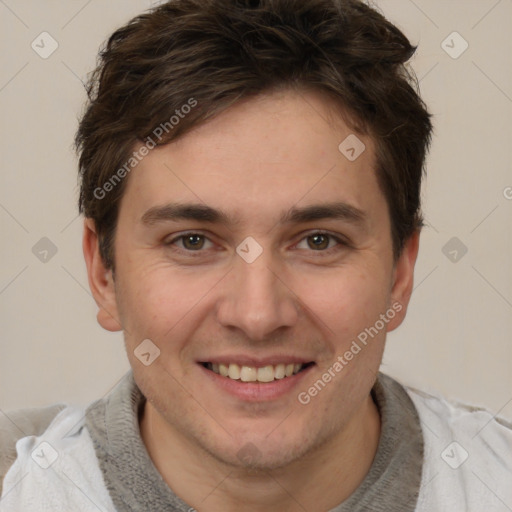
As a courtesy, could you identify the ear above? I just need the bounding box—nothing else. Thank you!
[82,218,123,332]
[386,230,420,333]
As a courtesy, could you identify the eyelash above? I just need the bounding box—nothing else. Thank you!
[165,231,349,257]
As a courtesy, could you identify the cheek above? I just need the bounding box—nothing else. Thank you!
[115,263,218,343]
[290,262,391,349]
[309,261,388,305]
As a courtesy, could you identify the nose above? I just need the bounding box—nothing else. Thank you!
[215,251,299,341]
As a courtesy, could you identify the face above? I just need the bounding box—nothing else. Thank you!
[85,89,418,470]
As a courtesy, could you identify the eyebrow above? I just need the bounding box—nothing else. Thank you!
[140,201,368,229]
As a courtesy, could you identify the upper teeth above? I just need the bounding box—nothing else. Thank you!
[208,363,304,382]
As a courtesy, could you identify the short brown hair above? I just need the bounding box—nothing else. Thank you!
[76,0,432,269]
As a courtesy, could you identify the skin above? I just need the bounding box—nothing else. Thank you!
[83,89,419,511]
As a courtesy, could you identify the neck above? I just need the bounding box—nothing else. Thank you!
[140,394,380,512]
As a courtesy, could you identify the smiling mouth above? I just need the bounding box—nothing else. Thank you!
[201,362,315,383]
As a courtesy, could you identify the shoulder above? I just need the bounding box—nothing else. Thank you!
[406,385,512,441]
[0,404,65,496]
[0,403,116,511]
[404,385,512,511]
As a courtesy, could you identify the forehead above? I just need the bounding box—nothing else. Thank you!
[119,89,384,230]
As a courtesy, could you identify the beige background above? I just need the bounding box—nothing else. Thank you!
[0,0,511,420]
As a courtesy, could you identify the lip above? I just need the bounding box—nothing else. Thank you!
[198,361,315,402]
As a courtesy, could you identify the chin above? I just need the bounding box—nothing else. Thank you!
[202,424,321,472]
[210,441,308,472]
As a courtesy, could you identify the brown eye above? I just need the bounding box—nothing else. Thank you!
[307,234,330,250]
[182,234,206,250]
[295,232,348,255]
[165,232,216,255]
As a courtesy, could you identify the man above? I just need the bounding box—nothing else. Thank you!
[1,0,511,510]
